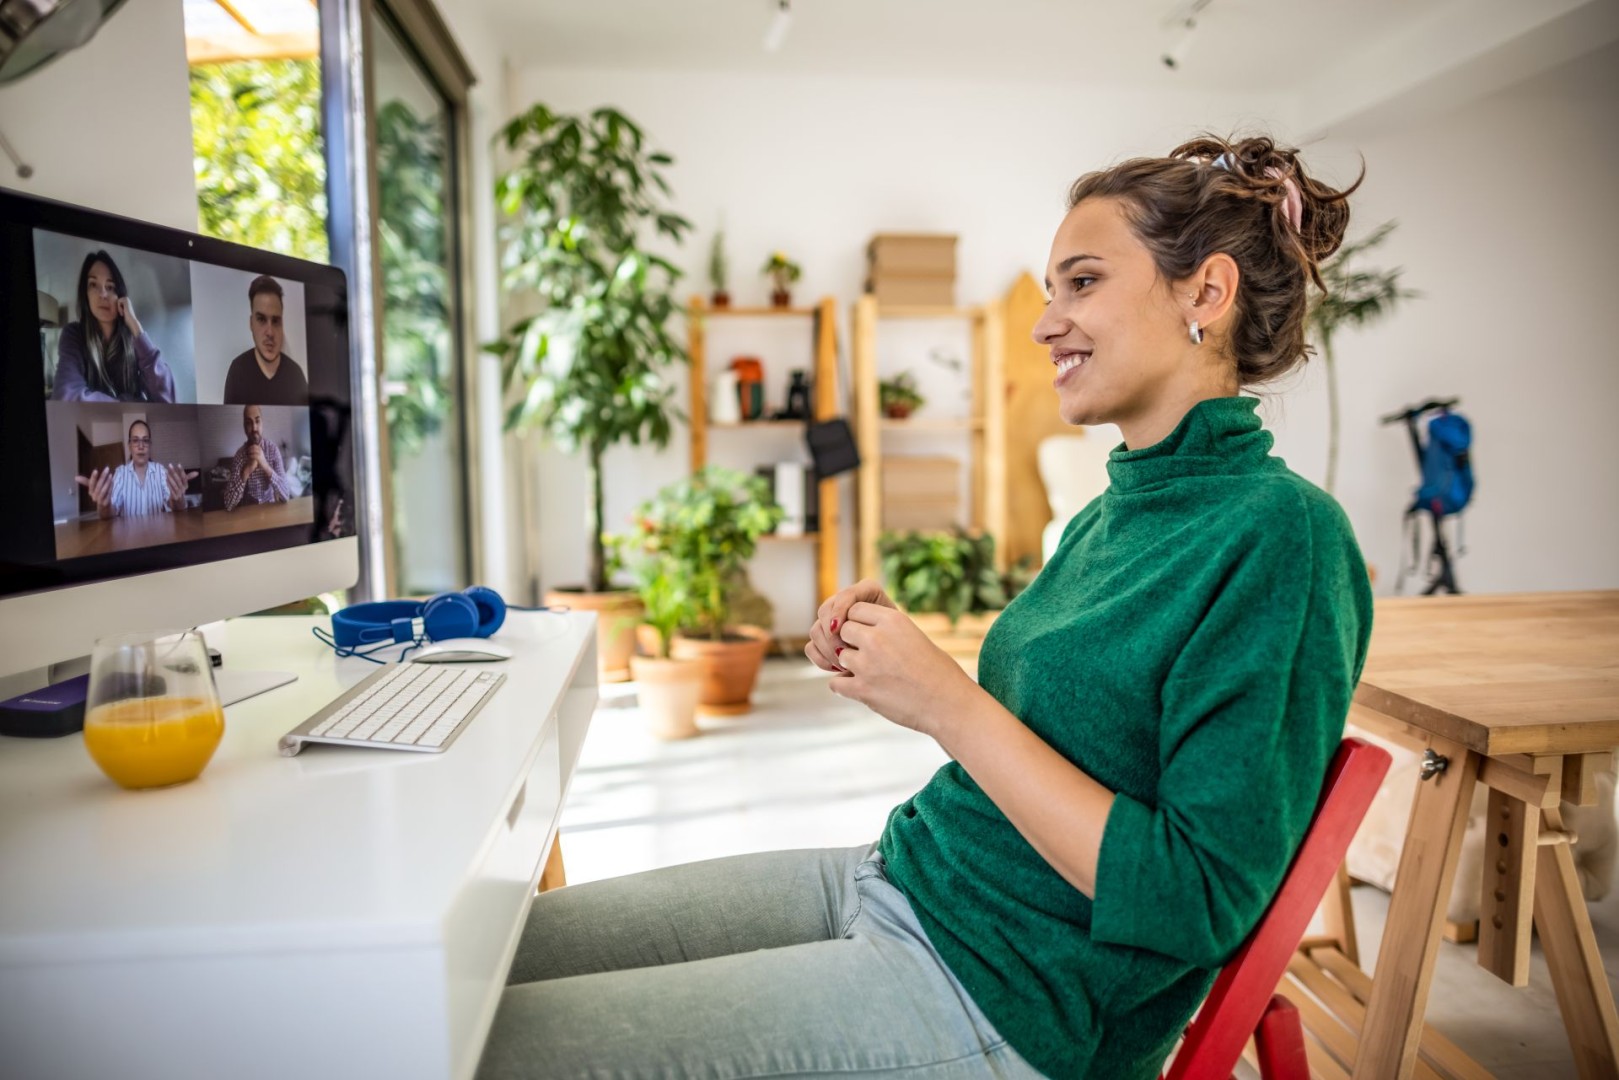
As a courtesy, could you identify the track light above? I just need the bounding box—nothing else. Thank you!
[1161,20,1196,70]
[762,0,792,53]
[1160,0,1211,71]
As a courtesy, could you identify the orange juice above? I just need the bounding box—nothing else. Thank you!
[83,696,225,790]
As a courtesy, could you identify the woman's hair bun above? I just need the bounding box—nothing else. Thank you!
[1168,135,1359,290]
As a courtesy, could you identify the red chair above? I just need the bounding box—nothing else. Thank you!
[1162,737,1393,1080]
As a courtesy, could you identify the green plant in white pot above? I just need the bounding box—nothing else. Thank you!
[612,532,705,739]
[486,103,692,680]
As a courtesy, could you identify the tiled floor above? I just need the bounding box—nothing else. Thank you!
[558,658,1616,1079]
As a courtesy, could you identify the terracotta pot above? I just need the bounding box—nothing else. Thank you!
[883,401,915,420]
[634,622,664,658]
[630,654,703,740]
[711,290,731,309]
[543,588,642,683]
[669,626,771,716]
[770,288,792,309]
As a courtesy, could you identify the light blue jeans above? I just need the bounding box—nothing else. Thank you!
[474,845,1045,1079]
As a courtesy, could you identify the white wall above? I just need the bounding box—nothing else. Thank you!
[503,64,1296,621]
[0,0,197,231]
[1267,42,1619,594]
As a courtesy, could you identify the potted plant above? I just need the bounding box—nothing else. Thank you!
[637,467,784,714]
[487,103,692,682]
[878,528,1034,647]
[878,371,926,419]
[709,229,730,309]
[761,251,801,308]
[611,532,705,739]
[1308,221,1418,494]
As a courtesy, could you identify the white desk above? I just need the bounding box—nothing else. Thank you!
[0,611,598,1080]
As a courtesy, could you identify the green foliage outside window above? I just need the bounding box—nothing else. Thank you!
[375,98,452,460]
[190,60,329,263]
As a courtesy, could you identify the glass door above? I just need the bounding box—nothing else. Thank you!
[368,7,469,596]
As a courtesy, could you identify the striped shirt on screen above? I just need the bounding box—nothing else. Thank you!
[109,463,175,517]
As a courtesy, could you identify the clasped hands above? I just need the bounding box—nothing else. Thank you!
[805,578,982,738]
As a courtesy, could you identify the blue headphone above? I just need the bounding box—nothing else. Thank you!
[325,586,508,657]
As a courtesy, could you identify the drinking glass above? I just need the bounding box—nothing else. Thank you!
[83,631,225,790]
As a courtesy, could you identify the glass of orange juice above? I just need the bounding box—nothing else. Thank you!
[83,631,225,790]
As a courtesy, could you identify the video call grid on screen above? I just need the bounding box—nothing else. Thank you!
[0,189,354,598]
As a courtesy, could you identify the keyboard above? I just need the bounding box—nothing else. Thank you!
[279,662,506,757]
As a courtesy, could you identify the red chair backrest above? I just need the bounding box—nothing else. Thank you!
[1163,737,1392,1080]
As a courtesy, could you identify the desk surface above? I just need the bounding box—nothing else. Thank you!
[1354,590,1619,757]
[0,610,598,1080]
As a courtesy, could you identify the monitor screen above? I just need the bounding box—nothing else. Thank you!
[0,189,356,611]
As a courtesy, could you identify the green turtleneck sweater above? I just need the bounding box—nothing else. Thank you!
[878,396,1372,1079]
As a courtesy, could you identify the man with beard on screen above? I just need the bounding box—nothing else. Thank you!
[223,404,293,511]
[222,275,308,406]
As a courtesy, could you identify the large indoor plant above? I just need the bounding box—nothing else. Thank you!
[635,467,783,714]
[1308,221,1418,494]
[487,104,692,680]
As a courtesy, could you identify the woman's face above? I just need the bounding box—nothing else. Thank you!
[85,261,119,327]
[1030,198,1197,430]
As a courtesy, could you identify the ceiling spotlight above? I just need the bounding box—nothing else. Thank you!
[1161,20,1196,70]
[762,0,792,53]
[1160,0,1211,71]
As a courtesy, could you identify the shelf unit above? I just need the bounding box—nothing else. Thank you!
[687,296,842,607]
[851,294,1006,582]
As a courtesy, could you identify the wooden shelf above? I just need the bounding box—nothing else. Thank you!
[688,294,843,609]
[873,303,981,320]
[880,417,983,432]
[692,306,817,318]
[852,293,1006,581]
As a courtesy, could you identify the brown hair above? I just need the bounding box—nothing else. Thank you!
[248,275,284,306]
[1066,134,1360,386]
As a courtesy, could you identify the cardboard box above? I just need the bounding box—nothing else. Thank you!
[867,276,955,307]
[882,456,960,499]
[869,234,957,277]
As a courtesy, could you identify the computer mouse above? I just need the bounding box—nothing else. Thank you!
[409,638,514,663]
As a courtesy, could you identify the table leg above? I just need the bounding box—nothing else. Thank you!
[1535,806,1619,1079]
[539,835,567,893]
[1353,736,1479,1080]
[1320,860,1361,966]
[1478,786,1539,986]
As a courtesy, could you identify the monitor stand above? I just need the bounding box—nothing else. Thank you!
[215,669,298,707]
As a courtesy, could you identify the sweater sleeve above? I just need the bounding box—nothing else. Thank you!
[52,325,115,402]
[134,332,176,403]
[1089,500,1351,968]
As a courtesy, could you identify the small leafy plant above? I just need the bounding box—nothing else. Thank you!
[878,528,1033,625]
[878,371,925,418]
[626,467,784,641]
[761,251,802,293]
[708,229,729,301]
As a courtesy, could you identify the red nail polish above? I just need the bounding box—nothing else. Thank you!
[830,619,838,632]
[835,647,843,655]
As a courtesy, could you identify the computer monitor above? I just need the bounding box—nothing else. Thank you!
[0,189,358,681]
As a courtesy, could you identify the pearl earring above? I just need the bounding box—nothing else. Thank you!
[1189,320,1204,345]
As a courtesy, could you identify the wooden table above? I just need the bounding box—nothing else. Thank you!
[1289,592,1619,1080]
[55,497,316,558]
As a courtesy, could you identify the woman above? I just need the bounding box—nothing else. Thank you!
[51,250,175,402]
[475,135,1372,1080]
